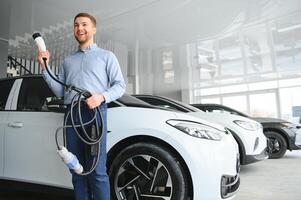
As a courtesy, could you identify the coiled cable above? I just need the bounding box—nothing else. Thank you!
[43,58,104,176]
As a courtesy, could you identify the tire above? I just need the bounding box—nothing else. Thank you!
[109,142,189,200]
[265,131,287,159]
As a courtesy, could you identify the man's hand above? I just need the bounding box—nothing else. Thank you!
[86,93,105,109]
[38,50,50,70]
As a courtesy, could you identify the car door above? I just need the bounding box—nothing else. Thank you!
[4,77,71,188]
[0,79,15,178]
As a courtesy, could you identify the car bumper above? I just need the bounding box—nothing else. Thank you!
[166,131,240,200]
[290,142,301,150]
[228,127,268,165]
[283,128,301,150]
[295,129,301,148]
[243,148,268,165]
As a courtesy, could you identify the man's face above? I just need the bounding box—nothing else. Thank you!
[73,16,96,45]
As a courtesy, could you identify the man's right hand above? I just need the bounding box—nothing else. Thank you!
[38,50,50,70]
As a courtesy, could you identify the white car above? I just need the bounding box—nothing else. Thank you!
[134,95,268,165]
[0,76,240,200]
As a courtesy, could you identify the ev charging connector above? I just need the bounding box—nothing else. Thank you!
[57,146,83,174]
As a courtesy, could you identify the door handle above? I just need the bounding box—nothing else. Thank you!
[8,122,23,128]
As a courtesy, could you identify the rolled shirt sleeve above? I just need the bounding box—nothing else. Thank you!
[42,65,65,98]
[102,52,126,103]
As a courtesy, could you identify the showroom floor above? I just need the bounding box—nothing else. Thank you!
[236,150,301,200]
[1,150,301,200]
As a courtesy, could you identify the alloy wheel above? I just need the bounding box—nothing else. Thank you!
[114,155,172,200]
[267,138,281,153]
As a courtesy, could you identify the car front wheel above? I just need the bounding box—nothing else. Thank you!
[109,142,189,200]
[265,131,287,159]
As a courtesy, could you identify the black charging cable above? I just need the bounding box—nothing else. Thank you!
[43,58,104,176]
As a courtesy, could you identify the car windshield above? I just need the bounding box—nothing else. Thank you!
[164,97,202,112]
[117,94,156,108]
[136,95,203,113]
[196,104,251,117]
[223,106,250,117]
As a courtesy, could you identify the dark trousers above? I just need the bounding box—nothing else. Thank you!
[65,103,110,200]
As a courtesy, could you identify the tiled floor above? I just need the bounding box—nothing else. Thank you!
[0,191,72,200]
[1,150,300,200]
[236,150,301,200]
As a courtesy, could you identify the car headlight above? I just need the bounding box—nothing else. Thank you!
[280,122,300,129]
[280,122,294,127]
[280,122,300,133]
[166,119,223,141]
[234,120,260,131]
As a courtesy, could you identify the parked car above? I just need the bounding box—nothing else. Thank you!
[296,130,301,147]
[191,103,301,159]
[0,75,240,200]
[134,94,268,165]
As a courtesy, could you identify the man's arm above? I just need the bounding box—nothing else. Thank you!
[86,51,125,109]
[38,50,65,98]
[102,51,126,103]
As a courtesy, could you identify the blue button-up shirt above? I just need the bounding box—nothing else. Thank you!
[42,44,126,104]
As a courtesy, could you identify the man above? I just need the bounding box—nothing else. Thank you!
[38,12,126,200]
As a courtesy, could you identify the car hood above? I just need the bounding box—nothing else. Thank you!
[252,117,287,123]
[189,111,261,131]
[173,111,226,131]
[109,106,226,132]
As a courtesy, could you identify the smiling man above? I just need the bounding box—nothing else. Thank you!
[38,12,126,200]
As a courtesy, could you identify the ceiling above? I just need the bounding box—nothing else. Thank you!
[8,0,301,54]
[9,0,246,50]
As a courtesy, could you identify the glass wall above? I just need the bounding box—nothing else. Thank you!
[223,95,248,114]
[219,33,244,76]
[4,0,301,123]
[273,12,301,74]
[195,11,301,123]
[243,24,273,74]
[279,86,301,124]
[249,92,278,117]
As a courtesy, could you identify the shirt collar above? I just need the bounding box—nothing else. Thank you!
[78,43,97,52]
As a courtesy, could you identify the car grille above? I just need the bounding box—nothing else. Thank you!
[220,173,240,199]
[221,154,240,198]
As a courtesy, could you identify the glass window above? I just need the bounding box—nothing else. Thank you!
[199,87,220,96]
[248,81,277,91]
[200,98,221,104]
[242,24,273,74]
[117,94,151,107]
[162,51,174,84]
[218,34,244,76]
[273,13,301,74]
[279,86,301,124]
[17,77,55,111]
[249,92,278,117]
[201,105,247,117]
[196,41,218,80]
[222,95,248,114]
[136,96,189,112]
[214,105,248,117]
[205,106,227,114]
[0,79,14,110]
[220,84,248,94]
[279,77,301,87]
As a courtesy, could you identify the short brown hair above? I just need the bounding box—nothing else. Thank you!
[74,12,96,27]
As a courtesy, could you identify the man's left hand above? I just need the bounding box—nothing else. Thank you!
[86,93,105,109]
